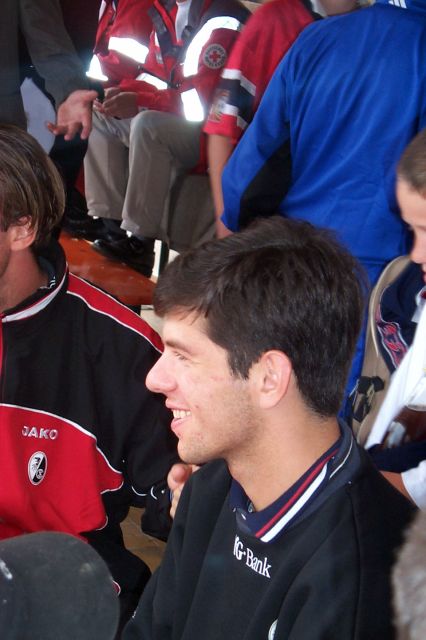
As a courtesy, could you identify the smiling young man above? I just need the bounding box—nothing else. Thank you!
[123,216,414,640]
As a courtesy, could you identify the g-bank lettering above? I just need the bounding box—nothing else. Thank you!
[22,426,58,440]
[233,535,272,578]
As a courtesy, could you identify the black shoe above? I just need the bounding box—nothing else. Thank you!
[62,216,124,243]
[92,236,155,277]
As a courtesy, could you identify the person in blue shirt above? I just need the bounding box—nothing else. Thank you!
[220,0,426,401]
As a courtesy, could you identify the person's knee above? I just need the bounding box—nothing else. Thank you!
[130,110,161,141]
[130,111,177,148]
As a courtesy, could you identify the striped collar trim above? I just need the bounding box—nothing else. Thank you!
[230,437,343,543]
[2,269,66,323]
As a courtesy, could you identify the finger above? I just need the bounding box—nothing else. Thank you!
[46,121,62,134]
[102,96,115,111]
[63,122,81,141]
[84,89,100,103]
[79,116,92,140]
[102,105,116,117]
[104,87,118,98]
[170,493,179,520]
[167,463,192,491]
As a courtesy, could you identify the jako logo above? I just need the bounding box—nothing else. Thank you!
[233,535,272,578]
[22,426,58,440]
[28,452,47,485]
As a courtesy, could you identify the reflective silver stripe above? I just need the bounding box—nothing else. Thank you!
[236,114,248,130]
[108,36,149,63]
[86,55,108,81]
[215,102,248,130]
[221,103,238,117]
[181,88,205,121]
[135,72,168,90]
[98,0,107,20]
[183,16,241,77]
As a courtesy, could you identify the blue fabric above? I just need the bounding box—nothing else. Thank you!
[222,3,426,285]
[377,261,424,373]
[368,441,426,473]
[376,0,426,12]
[222,2,426,406]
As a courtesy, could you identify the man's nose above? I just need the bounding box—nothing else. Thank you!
[146,354,175,394]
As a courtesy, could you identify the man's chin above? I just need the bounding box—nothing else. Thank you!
[178,443,207,467]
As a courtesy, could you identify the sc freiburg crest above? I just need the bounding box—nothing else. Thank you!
[203,44,227,69]
[28,451,48,485]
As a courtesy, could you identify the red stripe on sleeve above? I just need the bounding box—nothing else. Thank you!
[67,274,163,352]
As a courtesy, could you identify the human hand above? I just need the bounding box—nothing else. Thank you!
[167,463,200,519]
[93,86,121,112]
[101,91,139,119]
[47,89,98,140]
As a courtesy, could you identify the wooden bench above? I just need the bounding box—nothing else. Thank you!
[60,231,155,308]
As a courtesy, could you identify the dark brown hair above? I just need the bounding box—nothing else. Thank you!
[0,125,65,248]
[154,217,366,417]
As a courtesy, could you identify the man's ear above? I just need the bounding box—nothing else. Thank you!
[253,350,293,409]
[9,217,37,251]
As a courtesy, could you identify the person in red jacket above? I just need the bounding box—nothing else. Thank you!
[64,0,156,238]
[83,0,249,276]
[86,0,154,86]
[203,0,362,237]
[204,0,315,235]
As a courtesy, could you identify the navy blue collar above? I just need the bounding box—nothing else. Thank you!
[229,422,356,543]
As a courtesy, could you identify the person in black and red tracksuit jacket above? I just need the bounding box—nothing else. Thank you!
[0,124,178,633]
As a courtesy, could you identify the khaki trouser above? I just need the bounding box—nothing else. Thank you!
[84,109,202,239]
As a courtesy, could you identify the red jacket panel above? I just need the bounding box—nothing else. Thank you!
[204,0,314,143]
[119,0,249,118]
[94,0,154,84]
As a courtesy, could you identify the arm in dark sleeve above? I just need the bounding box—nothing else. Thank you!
[122,473,192,640]
[19,0,88,107]
[124,340,179,540]
[221,56,292,232]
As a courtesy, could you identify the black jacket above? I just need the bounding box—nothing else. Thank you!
[124,426,414,639]
[0,241,177,593]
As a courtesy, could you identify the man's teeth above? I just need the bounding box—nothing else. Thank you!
[172,410,191,419]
